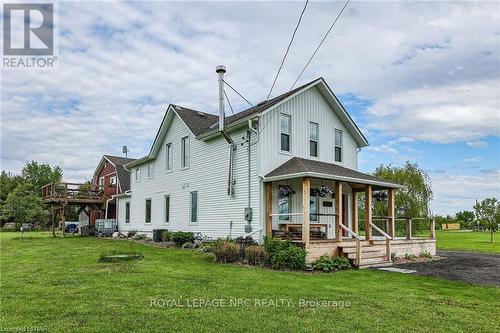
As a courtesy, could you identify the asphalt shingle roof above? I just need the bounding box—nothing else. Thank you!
[104,155,136,192]
[265,157,401,188]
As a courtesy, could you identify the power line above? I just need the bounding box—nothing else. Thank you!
[290,0,351,90]
[223,88,235,116]
[266,0,309,100]
[222,79,254,107]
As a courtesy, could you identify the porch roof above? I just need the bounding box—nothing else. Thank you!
[264,157,403,190]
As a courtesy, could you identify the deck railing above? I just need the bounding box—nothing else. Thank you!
[41,182,104,202]
[339,223,362,266]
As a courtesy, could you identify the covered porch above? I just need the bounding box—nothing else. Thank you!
[263,157,436,268]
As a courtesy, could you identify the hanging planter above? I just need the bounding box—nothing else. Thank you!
[278,185,296,199]
[317,185,334,198]
[373,191,388,202]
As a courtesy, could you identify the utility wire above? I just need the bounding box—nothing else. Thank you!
[222,79,254,107]
[223,88,235,116]
[290,0,351,90]
[266,0,309,100]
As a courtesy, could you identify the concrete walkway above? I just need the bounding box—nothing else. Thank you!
[391,250,500,286]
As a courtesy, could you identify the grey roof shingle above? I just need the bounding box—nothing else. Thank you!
[173,78,320,138]
[265,157,401,188]
[104,155,136,192]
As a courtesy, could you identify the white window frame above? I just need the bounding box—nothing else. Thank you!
[165,143,173,172]
[309,121,319,158]
[110,176,117,185]
[164,195,170,224]
[181,136,190,170]
[335,128,343,163]
[98,177,105,190]
[189,191,198,224]
[147,162,154,178]
[135,168,141,182]
[279,113,291,153]
[125,202,130,224]
[145,198,152,224]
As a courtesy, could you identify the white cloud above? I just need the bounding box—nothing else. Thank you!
[466,140,488,148]
[462,156,484,163]
[431,170,500,215]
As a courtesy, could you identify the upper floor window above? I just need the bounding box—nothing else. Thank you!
[335,129,343,162]
[181,136,189,169]
[110,176,117,186]
[280,114,291,152]
[165,143,173,171]
[190,191,198,223]
[309,122,319,157]
[145,199,151,223]
[98,177,105,189]
[135,168,141,182]
[148,162,154,178]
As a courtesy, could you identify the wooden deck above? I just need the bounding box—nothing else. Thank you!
[42,182,105,204]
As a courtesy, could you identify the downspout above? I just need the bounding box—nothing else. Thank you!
[216,65,236,196]
[104,195,115,220]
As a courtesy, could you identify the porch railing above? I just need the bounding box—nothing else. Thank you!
[369,221,392,261]
[41,182,104,202]
[339,223,362,266]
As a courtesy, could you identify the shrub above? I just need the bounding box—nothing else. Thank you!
[264,237,307,270]
[171,231,195,247]
[127,230,137,238]
[244,245,267,266]
[213,241,240,263]
[161,230,172,242]
[133,233,147,240]
[312,254,335,272]
[419,250,432,258]
[404,253,418,260]
[331,256,351,270]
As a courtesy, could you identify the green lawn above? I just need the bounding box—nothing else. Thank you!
[1,232,499,333]
[436,230,500,253]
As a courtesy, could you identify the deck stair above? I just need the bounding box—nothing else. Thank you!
[340,241,392,268]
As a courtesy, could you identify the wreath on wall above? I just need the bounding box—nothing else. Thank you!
[278,185,296,199]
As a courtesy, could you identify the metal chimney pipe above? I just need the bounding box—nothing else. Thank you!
[216,65,226,131]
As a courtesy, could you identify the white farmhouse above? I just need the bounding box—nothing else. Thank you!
[117,67,436,267]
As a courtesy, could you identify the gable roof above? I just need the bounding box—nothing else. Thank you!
[126,77,369,168]
[265,157,402,189]
[93,155,136,193]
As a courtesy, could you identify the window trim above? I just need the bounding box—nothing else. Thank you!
[279,113,291,153]
[135,168,141,182]
[165,142,173,173]
[98,176,105,190]
[125,202,130,224]
[181,136,190,170]
[145,198,152,224]
[189,191,198,224]
[164,195,170,224]
[147,162,154,179]
[309,121,319,158]
[278,184,291,221]
[334,128,343,163]
[110,176,117,185]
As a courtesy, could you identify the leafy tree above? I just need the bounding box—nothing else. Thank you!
[373,162,433,218]
[0,184,49,228]
[455,210,475,229]
[0,171,23,203]
[21,161,62,193]
[473,198,499,243]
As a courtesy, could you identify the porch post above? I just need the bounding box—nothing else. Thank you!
[364,185,372,241]
[335,181,342,242]
[265,182,273,237]
[387,188,395,237]
[302,178,310,245]
[352,191,358,234]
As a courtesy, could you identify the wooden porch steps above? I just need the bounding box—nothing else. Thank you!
[339,243,392,269]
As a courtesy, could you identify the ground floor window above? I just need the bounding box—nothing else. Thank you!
[190,191,198,223]
[125,202,130,223]
[164,195,170,224]
[145,199,151,223]
[310,190,318,222]
[278,185,290,221]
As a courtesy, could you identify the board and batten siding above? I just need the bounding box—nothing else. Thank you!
[118,113,260,239]
[257,87,359,176]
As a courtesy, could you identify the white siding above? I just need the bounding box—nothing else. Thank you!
[120,114,260,238]
[117,197,131,231]
[257,87,359,176]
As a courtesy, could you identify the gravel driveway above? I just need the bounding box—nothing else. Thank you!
[392,250,500,286]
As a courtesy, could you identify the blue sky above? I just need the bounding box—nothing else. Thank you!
[1,1,499,215]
